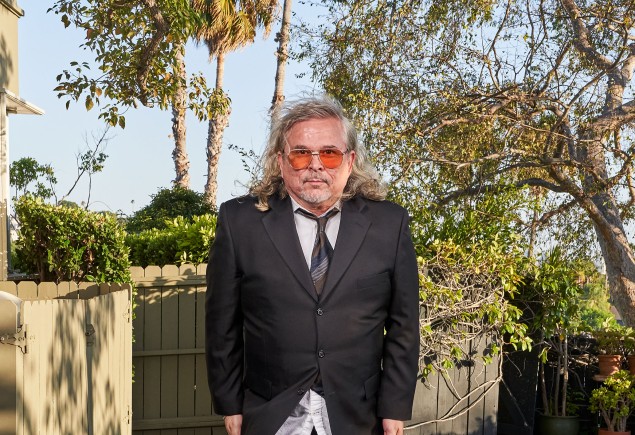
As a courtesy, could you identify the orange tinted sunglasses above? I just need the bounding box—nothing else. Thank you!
[286,148,349,170]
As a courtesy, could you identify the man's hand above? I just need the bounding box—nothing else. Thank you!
[382,418,404,435]
[224,414,243,435]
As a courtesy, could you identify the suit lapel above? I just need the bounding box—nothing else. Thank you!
[262,196,317,301]
[321,197,370,300]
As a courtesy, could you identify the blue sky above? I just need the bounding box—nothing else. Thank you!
[9,1,318,215]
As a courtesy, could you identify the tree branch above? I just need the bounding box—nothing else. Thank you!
[560,0,612,70]
[137,0,170,106]
[435,178,566,207]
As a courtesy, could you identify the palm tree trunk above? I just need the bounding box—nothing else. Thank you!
[171,44,190,188]
[270,0,293,119]
[205,53,231,206]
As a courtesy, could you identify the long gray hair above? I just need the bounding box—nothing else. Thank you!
[249,96,386,211]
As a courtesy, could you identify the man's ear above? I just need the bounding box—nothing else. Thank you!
[348,151,356,173]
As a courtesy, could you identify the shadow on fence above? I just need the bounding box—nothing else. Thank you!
[0,281,132,434]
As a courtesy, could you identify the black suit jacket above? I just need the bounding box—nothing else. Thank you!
[205,194,419,435]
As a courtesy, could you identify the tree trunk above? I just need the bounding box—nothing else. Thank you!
[554,338,561,416]
[589,192,635,327]
[538,330,551,415]
[574,57,635,327]
[270,0,293,119]
[171,44,190,188]
[204,53,231,207]
[561,335,568,417]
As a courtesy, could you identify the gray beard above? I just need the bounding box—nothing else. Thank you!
[298,188,332,205]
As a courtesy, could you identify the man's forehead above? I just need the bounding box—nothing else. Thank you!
[284,118,346,143]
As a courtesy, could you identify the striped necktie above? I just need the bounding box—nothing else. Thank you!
[296,208,339,296]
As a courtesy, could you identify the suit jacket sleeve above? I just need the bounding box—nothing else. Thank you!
[377,208,420,420]
[205,202,244,415]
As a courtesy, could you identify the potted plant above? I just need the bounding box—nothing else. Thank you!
[595,326,626,377]
[589,370,635,434]
[522,249,583,434]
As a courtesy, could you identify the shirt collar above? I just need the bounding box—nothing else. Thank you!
[290,197,341,217]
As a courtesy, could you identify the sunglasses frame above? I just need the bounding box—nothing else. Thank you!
[285,148,350,170]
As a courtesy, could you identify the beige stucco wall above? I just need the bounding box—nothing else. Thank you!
[0,0,23,95]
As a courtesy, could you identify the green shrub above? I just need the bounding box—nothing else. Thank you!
[14,195,131,283]
[408,191,532,377]
[127,214,216,267]
[126,187,211,233]
[589,370,635,432]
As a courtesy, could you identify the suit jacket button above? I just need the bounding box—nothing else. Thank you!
[316,308,324,316]
[318,350,325,358]
[297,388,306,395]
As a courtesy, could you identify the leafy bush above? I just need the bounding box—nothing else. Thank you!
[589,370,635,432]
[126,187,211,232]
[406,191,532,377]
[127,214,216,267]
[14,195,131,283]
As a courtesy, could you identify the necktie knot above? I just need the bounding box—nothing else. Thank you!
[296,208,339,232]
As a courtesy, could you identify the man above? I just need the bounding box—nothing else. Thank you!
[206,96,419,435]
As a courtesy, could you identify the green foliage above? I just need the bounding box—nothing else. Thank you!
[189,79,232,122]
[126,228,178,268]
[14,195,131,283]
[127,214,217,267]
[589,370,635,432]
[413,191,531,377]
[126,187,211,232]
[573,261,618,331]
[516,248,585,416]
[594,325,631,355]
[624,328,635,356]
[522,248,584,349]
[10,157,57,200]
[48,0,211,127]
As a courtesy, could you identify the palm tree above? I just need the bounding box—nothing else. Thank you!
[193,0,278,206]
[171,43,190,188]
[270,0,293,119]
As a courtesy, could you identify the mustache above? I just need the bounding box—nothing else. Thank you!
[301,172,331,184]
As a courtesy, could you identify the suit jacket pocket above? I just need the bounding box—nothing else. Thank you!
[357,271,390,290]
[364,372,381,400]
[244,371,272,400]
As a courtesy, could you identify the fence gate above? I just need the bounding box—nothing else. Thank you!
[0,281,132,435]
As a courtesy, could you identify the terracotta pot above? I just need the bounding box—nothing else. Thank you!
[598,429,630,435]
[628,355,635,376]
[598,354,622,376]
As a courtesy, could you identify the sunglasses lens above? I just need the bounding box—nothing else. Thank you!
[287,149,346,169]
[288,151,312,169]
[319,150,343,168]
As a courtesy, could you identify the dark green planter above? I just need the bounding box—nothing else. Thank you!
[537,414,580,435]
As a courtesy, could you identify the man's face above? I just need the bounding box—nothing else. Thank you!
[277,117,355,215]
